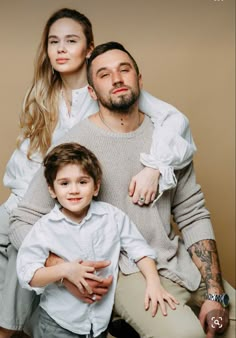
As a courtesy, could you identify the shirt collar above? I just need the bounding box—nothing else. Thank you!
[49,200,109,225]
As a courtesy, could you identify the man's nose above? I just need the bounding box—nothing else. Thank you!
[112,71,123,85]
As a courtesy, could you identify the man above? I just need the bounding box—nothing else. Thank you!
[10,42,234,338]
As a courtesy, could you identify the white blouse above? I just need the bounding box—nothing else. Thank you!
[3,87,196,212]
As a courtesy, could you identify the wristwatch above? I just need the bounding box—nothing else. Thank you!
[205,293,230,308]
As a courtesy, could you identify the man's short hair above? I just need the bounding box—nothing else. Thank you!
[87,41,140,86]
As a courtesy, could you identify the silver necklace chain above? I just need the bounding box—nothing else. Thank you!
[98,111,141,133]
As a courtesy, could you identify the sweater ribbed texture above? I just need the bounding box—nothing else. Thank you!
[10,117,215,291]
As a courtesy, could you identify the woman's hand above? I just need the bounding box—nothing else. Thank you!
[129,167,160,205]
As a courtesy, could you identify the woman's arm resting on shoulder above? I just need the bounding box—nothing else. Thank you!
[137,90,197,198]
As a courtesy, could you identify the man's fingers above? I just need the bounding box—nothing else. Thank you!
[100,274,113,286]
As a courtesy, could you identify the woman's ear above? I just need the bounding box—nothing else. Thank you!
[48,185,56,199]
[86,42,94,59]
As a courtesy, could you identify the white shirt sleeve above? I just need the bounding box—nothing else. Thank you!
[139,90,197,194]
[116,209,157,262]
[16,220,49,295]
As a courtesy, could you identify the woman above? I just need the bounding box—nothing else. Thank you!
[0,8,196,337]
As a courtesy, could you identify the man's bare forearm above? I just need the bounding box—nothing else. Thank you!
[188,239,225,294]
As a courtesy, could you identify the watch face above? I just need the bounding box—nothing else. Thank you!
[222,294,230,307]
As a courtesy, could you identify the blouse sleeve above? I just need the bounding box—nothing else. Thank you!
[138,90,197,194]
[3,139,42,210]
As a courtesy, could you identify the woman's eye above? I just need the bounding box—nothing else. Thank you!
[49,40,58,45]
[67,39,77,44]
[80,181,87,185]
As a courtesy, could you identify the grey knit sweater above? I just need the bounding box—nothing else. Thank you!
[10,116,215,291]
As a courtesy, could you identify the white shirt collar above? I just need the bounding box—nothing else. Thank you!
[49,200,109,225]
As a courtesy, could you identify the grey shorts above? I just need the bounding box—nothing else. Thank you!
[35,307,107,338]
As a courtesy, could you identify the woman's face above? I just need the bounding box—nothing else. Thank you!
[47,18,92,75]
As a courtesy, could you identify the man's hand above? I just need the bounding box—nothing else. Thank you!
[199,300,229,338]
[64,274,113,303]
[129,167,160,205]
[46,254,113,303]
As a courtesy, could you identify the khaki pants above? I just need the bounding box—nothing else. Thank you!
[114,272,236,338]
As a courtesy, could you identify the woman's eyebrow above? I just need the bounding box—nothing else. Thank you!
[48,34,80,39]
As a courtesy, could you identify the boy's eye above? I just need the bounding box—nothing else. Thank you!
[120,67,129,73]
[60,182,68,186]
[67,39,77,43]
[80,180,88,185]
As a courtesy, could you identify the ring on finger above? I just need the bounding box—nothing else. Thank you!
[91,294,96,301]
[138,197,145,203]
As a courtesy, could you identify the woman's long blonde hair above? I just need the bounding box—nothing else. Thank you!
[17,8,94,159]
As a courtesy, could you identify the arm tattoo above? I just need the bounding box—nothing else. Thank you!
[188,239,224,293]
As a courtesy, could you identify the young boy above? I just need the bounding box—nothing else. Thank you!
[16,142,178,338]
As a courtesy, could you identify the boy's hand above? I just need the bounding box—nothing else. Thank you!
[64,275,113,303]
[46,253,113,303]
[63,259,105,295]
[144,279,179,317]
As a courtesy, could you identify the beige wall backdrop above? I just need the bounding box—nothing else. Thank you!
[0,0,235,287]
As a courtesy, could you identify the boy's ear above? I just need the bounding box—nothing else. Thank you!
[48,185,56,199]
[93,181,101,197]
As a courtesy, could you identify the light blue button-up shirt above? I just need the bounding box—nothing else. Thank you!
[17,201,156,336]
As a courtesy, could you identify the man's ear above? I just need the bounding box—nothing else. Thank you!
[88,85,98,101]
[138,73,143,89]
[93,181,101,197]
[48,185,56,199]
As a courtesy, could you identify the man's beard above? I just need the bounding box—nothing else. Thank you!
[96,87,140,114]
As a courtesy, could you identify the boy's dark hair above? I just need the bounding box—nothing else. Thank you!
[87,41,140,86]
[43,143,102,188]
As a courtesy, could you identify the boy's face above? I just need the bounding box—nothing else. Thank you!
[49,164,100,223]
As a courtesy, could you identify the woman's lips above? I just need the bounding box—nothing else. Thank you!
[56,58,69,64]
